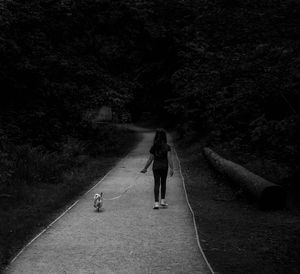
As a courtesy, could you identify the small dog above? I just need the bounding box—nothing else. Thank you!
[94,193,103,212]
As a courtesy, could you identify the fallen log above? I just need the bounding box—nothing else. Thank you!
[203,147,286,209]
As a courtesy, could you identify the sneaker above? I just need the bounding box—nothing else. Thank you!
[153,202,159,209]
[160,199,168,207]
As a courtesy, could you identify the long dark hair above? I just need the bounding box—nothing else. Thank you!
[153,128,167,156]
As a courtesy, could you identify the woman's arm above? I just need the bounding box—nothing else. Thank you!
[167,151,174,176]
[141,154,154,173]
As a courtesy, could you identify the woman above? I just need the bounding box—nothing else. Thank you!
[141,128,174,209]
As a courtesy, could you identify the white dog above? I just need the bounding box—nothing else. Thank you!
[94,193,103,211]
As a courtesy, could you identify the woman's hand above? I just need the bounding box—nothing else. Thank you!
[141,168,147,173]
[169,168,174,177]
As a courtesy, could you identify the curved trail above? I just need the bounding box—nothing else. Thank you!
[5,126,212,274]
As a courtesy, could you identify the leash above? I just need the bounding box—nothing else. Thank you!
[102,173,142,201]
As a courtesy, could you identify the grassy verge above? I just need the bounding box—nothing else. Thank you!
[0,124,141,272]
[175,138,300,274]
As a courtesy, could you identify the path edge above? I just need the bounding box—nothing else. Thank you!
[5,127,141,271]
[5,164,116,271]
[174,147,215,274]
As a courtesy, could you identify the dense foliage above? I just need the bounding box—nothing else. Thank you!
[0,0,299,182]
[166,0,300,184]
[0,0,299,269]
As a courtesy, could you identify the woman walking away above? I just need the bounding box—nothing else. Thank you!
[141,128,174,209]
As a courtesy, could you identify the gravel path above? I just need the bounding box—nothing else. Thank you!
[5,127,212,274]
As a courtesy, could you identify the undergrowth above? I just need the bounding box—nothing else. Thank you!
[0,123,139,271]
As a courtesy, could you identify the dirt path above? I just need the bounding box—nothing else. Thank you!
[5,126,212,274]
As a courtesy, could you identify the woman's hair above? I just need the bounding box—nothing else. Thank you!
[153,128,167,146]
[152,128,167,157]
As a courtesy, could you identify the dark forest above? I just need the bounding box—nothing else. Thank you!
[0,0,299,272]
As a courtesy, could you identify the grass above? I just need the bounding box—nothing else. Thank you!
[175,136,300,274]
[0,124,141,272]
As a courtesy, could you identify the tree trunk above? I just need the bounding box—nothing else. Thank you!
[203,147,286,209]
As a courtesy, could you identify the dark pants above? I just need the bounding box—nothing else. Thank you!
[153,169,168,202]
